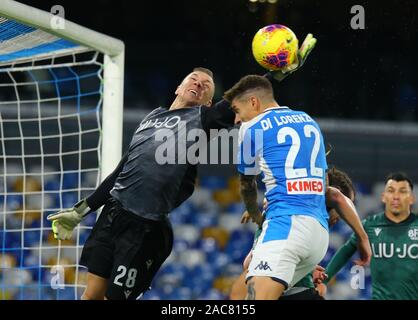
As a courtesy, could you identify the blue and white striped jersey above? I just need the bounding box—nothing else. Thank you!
[237,106,329,230]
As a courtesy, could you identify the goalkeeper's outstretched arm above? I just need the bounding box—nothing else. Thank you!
[267,33,317,82]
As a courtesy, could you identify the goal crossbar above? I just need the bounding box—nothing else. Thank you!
[0,0,125,180]
[0,0,124,59]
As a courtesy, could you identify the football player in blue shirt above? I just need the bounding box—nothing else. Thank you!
[224,75,371,299]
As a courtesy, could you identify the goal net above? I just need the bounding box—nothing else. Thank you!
[0,2,124,300]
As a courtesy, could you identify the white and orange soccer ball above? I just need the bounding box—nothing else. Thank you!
[252,24,299,71]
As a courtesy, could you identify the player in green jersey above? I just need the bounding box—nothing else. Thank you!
[319,172,418,300]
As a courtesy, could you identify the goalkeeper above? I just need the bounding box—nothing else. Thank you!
[47,34,317,300]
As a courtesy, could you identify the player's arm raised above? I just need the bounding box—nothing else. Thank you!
[326,186,371,266]
[239,174,263,227]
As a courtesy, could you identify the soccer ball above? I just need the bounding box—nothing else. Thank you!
[252,24,299,71]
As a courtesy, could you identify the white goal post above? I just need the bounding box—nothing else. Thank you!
[0,0,124,299]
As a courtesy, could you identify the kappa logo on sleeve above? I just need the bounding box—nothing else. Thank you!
[254,261,272,271]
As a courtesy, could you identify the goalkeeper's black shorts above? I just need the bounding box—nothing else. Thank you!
[79,197,173,300]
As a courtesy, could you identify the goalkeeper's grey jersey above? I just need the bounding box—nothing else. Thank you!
[109,101,234,221]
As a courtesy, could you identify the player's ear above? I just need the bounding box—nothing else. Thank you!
[409,192,416,205]
[204,99,212,107]
[250,96,258,110]
[175,86,180,95]
[234,113,242,125]
[381,192,386,204]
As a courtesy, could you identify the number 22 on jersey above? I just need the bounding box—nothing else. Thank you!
[278,124,325,195]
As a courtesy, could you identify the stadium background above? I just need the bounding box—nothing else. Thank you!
[1,0,417,299]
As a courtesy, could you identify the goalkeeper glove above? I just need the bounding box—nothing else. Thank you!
[270,33,317,82]
[47,199,91,240]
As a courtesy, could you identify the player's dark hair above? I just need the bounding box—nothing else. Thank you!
[193,67,213,79]
[385,172,413,190]
[328,166,356,200]
[223,75,273,102]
